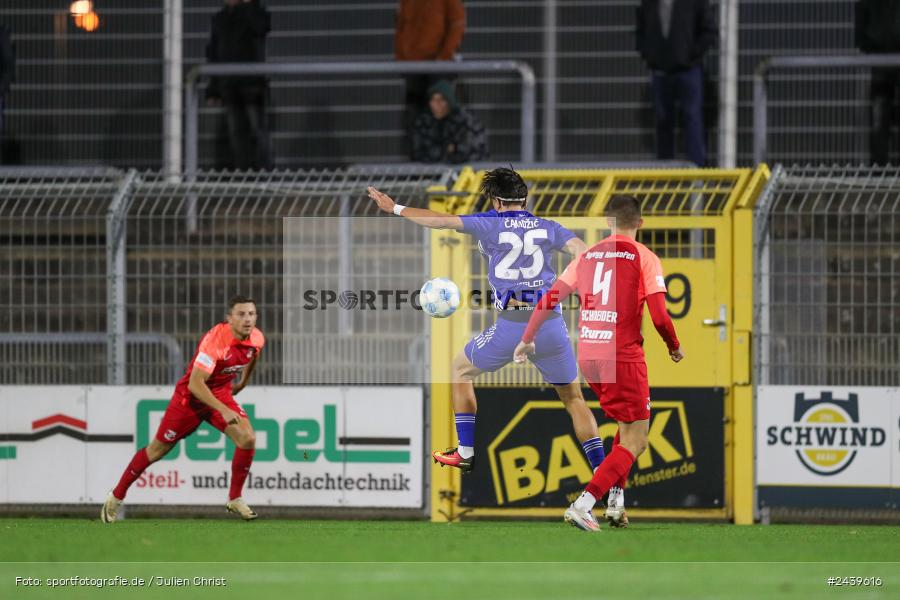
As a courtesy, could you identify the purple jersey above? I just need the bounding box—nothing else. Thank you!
[459,209,576,310]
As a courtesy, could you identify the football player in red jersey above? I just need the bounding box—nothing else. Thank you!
[101,295,265,522]
[515,195,684,531]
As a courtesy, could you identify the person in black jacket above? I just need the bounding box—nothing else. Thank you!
[410,80,488,163]
[0,24,14,164]
[856,0,900,165]
[206,0,272,170]
[636,0,715,166]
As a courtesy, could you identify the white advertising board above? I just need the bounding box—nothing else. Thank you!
[757,386,898,489]
[0,386,424,508]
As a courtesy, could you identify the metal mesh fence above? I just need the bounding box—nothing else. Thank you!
[282,215,429,385]
[0,167,125,383]
[0,166,452,385]
[755,165,900,386]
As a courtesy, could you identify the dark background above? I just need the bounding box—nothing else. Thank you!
[0,1,864,168]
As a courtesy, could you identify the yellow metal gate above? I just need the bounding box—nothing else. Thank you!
[429,167,768,524]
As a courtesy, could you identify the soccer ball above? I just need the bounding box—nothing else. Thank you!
[419,277,461,318]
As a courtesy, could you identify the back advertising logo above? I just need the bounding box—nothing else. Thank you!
[765,392,886,476]
[486,400,698,505]
[459,387,725,509]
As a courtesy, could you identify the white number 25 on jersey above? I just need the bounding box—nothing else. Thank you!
[494,229,548,280]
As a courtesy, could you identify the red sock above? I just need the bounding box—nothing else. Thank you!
[612,431,628,489]
[585,444,635,500]
[229,447,255,500]
[113,448,151,500]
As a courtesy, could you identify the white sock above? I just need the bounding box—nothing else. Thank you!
[574,491,596,512]
[608,486,625,509]
[457,445,474,459]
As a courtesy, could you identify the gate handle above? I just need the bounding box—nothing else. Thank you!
[702,305,728,341]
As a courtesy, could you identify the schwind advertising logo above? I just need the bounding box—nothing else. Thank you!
[766,392,887,476]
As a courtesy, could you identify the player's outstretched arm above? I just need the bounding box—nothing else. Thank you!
[646,292,684,362]
[188,368,242,425]
[367,186,464,230]
[562,236,588,256]
[232,352,260,395]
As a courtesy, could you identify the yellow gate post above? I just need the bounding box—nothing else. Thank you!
[429,171,481,522]
[732,165,770,524]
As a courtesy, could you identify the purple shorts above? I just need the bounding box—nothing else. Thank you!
[464,311,577,385]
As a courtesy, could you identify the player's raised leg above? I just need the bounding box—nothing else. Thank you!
[433,350,483,472]
[221,417,258,520]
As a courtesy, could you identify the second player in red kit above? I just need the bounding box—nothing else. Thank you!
[101,295,265,522]
[515,195,684,531]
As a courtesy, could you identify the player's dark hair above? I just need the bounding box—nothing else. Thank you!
[605,194,642,228]
[229,295,256,311]
[481,167,528,208]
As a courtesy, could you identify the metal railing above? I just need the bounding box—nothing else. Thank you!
[753,54,900,165]
[183,60,537,172]
[1,166,454,385]
[0,333,184,385]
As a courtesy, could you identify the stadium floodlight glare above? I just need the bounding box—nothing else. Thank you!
[70,1,92,16]
[77,12,100,32]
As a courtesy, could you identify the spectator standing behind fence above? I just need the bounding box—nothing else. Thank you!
[206,0,272,170]
[395,0,466,127]
[856,0,900,165]
[0,24,13,164]
[636,0,715,167]
[410,80,488,164]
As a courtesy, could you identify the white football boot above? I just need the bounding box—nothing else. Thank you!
[564,503,600,532]
[225,497,258,521]
[605,487,628,528]
[100,491,123,523]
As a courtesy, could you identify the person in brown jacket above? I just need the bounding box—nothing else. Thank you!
[395,0,466,129]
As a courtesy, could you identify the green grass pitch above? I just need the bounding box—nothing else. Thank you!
[1,519,897,599]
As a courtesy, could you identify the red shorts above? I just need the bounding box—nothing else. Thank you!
[154,391,247,444]
[579,359,650,423]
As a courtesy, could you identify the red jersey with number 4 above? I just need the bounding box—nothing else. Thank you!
[557,234,667,362]
[173,322,265,403]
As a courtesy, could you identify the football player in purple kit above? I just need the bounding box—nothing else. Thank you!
[367,167,605,475]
